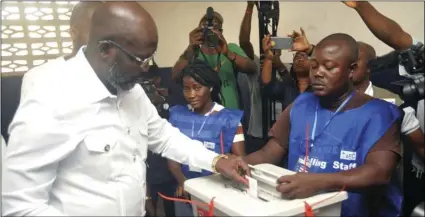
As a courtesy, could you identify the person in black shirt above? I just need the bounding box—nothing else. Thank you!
[143,62,183,217]
[261,34,313,111]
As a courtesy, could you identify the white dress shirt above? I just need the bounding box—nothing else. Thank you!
[2,48,219,216]
[20,56,66,103]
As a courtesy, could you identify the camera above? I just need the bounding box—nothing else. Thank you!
[399,43,424,103]
[368,42,424,104]
[203,7,219,48]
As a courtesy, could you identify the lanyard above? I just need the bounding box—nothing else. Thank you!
[191,103,216,137]
[200,50,222,72]
[311,92,355,145]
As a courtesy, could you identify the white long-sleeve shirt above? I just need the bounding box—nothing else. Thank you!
[2,47,218,216]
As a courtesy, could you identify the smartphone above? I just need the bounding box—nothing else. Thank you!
[270,37,293,50]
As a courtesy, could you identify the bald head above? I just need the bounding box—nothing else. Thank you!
[85,2,159,94]
[88,2,157,50]
[352,41,376,86]
[357,41,376,62]
[69,1,102,55]
[316,33,359,65]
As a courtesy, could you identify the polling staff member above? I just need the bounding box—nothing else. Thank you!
[168,60,245,216]
[244,33,402,217]
[2,3,249,216]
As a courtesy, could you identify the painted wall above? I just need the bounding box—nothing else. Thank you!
[140,2,424,67]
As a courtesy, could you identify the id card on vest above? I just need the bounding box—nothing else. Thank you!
[203,141,216,150]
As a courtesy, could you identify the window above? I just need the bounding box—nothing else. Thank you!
[1,1,78,74]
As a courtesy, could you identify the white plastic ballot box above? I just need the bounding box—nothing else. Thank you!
[184,163,348,216]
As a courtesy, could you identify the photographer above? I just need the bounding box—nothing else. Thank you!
[171,9,257,109]
[343,1,424,216]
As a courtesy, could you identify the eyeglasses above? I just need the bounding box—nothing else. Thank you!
[98,40,155,68]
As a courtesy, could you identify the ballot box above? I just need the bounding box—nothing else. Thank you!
[184,163,348,216]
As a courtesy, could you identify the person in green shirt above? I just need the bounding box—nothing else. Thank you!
[172,10,257,109]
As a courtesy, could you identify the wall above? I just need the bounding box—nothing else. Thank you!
[140,2,424,67]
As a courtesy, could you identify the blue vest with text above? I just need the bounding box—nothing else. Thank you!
[289,92,401,217]
[169,105,243,179]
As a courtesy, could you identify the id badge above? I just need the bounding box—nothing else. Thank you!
[203,141,216,150]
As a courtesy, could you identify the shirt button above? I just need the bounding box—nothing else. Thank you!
[127,127,131,135]
[133,153,136,162]
[104,145,110,152]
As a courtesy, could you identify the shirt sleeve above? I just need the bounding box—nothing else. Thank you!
[228,43,248,58]
[2,96,72,216]
[268,103,293,152]
[401,106,421,135]
[143,92,218,172]
[369,122,401,156]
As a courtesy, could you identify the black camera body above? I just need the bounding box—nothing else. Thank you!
[368,42,424,104]
[203,7,219,48]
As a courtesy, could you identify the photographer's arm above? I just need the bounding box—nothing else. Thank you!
[346,1,413,51]
[239,2,256,60]
[171,46,196,81]
[225,44,257,74]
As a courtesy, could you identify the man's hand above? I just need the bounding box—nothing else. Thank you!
[276,173,324,199]
[189,27,203,49]
[263,35,284,68]
[212,29,229,55]
[215,156,250,186]
[288,28,311,53]
[262,35,274,59]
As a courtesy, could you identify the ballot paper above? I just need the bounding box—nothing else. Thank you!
[246,175,258,198]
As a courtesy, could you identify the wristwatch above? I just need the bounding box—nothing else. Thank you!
[212,154,228,173]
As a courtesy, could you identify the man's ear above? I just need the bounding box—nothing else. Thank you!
[349,62,358,79]
[69,27,78,42]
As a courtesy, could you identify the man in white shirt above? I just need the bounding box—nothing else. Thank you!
[353,41,424,190]
[2,2,249,216]
[353,41,424,156]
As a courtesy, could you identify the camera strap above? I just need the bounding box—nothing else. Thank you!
[200,50,222,72]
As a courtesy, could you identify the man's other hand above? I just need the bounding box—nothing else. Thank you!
[288,28,311,52]
[276,173,324,199]
[189,26,203,48]
[212,29,229,55]
[215,156,250,186]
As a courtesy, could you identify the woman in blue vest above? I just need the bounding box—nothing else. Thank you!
[244,33,402,217]
[168,60,245,216]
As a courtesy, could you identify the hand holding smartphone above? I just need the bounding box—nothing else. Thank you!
[270,37,293,50]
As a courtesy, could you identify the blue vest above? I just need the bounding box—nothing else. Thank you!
[169,105,243,179]
[289,93,401,217]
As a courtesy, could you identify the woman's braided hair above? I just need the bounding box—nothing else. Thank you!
[180,59,223,105]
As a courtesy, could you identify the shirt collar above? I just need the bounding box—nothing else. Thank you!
[364,81,374,97]
[72,46,113,104]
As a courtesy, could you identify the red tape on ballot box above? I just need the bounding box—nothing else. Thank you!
[158,192,215,217]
